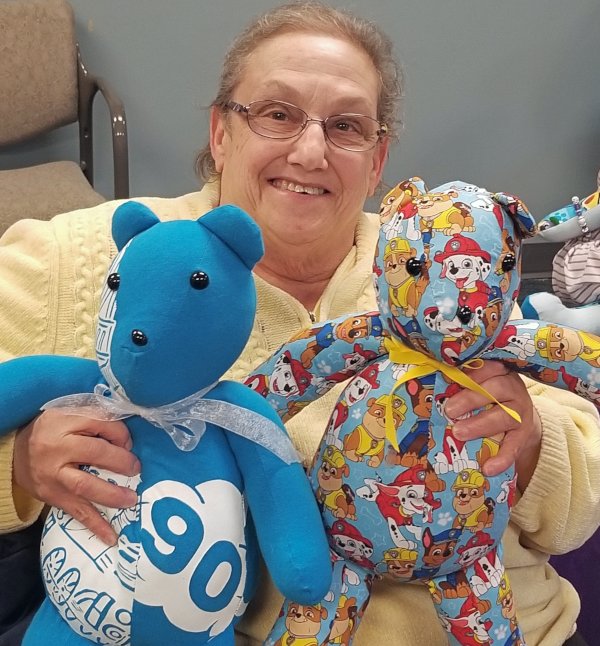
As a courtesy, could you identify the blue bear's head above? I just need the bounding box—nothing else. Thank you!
[96,202,263,407]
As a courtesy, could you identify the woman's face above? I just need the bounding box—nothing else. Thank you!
[211,32,389,249]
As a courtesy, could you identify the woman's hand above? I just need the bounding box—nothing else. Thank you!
[444,360,542,492]
[13,409,140,545]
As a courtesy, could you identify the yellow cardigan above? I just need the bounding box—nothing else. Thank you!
[0,181,599,645]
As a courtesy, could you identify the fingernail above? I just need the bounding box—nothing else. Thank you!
[132,459,141,474]
[101,531,118,546]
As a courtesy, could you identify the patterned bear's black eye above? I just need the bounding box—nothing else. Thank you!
[107,273,120,291]
[406,258,423,277]
[190,271,210,290]
[457,305,472,325]
[502,253,516,273]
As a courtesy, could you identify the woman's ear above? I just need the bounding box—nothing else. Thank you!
[367,137,390,197]
[209,105,227,174]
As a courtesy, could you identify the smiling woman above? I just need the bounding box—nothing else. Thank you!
[210,31,389,309]
[0,2,599,646]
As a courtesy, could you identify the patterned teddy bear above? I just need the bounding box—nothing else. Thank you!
[0,201,331,646]
[245,178,600,646]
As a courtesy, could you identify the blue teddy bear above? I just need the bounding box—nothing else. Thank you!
[0,202,331,646]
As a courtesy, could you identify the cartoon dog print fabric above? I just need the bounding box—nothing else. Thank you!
[248,179,600,646]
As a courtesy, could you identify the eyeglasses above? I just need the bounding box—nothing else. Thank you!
[224,99,388,152]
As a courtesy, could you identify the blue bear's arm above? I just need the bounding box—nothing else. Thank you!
[213,380,331,605]
[244,310,385,421]
[483,319,600,413]
[0,356,100,432]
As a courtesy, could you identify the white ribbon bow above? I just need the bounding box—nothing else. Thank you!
[42,383,299,464]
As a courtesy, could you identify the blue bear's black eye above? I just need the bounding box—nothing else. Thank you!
[107,273,120,290]
[190,271,209,290]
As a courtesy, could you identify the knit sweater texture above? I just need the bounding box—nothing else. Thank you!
[0,181,599,645]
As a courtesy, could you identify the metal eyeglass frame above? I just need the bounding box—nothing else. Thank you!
[224,99,388,152]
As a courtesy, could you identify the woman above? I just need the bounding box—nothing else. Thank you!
[1,2,598,644]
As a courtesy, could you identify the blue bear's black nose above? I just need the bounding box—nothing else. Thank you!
[131,330,148,346]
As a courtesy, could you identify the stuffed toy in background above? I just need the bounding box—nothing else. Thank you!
[0,202,331,646]
[245,178,600,646]
[521,174,600,334]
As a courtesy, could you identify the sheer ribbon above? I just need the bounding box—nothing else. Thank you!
[42,383,299,463]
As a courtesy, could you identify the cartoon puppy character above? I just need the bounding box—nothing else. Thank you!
[386,376,435,468]
[328,520,375,570]
[442,594,493,646]
[343,394,407,467]
[497,574,520,638]
[379,178,421,241]
[244,350,312,399]
[413,189,475,245]
[495,229,517,294]
[357,466,441,548]
[293,313,383,369]
[274,602,328,646]
[452,469,494,533]
[434,235,492,328]
[481,296,504,337]
[415,527,462,578]
[377,547,418,580]
[317,344,379,394]
[322,595,358,646]
[534,323,600,367]
[316,446,356,520]
[384,238,431,318]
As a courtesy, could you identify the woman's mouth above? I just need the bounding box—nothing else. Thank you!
[271,179,326,195]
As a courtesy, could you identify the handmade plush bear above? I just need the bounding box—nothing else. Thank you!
[0,202,331,646]
[522,179,600,334]
[245,178,600,646]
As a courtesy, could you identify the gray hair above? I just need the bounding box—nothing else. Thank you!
[195,0,403,182]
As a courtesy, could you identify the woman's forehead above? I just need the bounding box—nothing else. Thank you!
[238,32,380,109]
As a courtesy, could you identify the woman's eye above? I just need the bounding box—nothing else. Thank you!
[269,111,288,121]
[333,118,361,133]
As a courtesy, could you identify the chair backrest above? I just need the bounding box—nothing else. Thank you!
[0,0,78,145]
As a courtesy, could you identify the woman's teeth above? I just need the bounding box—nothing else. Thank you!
[273,179,325,195]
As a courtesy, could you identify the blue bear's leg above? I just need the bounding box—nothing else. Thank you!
[427,543,525,645]
[265,556,372,646]
[23,599,91,646]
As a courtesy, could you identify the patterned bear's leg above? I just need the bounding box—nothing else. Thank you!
[23,599,92,646]
[265,555,372,646]
[427,543,525,646]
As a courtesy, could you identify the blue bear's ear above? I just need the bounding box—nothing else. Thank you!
[112,201,161,250]
[199,205,264,269]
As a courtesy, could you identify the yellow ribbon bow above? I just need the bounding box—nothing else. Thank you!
[382,337,521,452]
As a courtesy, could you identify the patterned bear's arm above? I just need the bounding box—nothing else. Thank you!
[482,318,600,412]
[243,310,386,421]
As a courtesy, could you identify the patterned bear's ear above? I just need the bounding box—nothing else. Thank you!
[199,205,264,270]
[379,176,429,212]
[492,192,537,238]
[112,201,160,250]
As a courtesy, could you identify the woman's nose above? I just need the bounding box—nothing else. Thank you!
[286,122,329,171]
